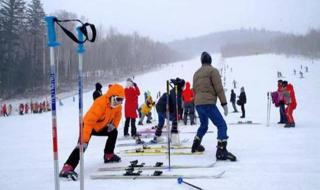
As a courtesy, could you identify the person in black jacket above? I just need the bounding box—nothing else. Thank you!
[238,87,247,118]
[151,78,185,143]
[93,82,103,100]
[230,89,238,112]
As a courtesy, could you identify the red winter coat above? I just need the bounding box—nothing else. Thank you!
[125,85,140,118]
[182,82,194,103]
[286,83,297,109]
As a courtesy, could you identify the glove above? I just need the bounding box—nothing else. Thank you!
[107,123,116,132]
[222,105,228,116]
[133,82,137,87]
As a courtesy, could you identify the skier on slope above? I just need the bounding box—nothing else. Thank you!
[151,78,185,143]
[191,51,236,161]
[182,81,195,125]
[282,81,297,128]
[59,84,125,179]
[123,78,140,138]
[277,80,287,124]
[93,82,103,100]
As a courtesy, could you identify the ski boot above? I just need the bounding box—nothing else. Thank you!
[138,121,143,125]
[191,136,205,153]
[150,136,164,144]
[216,140,237,161]
[104,153,121,163]
[59,164,78,181]
[146,120,152,124]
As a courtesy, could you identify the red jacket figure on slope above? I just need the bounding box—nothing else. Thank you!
[182,82,195,125]
[282,81,297,128]
[124,78,140,137]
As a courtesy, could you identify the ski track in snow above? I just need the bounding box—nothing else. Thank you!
[0,54,320,190]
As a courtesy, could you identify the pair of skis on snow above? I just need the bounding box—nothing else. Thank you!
[90,160,225,179]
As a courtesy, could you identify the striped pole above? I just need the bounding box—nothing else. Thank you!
[45,16,60,190]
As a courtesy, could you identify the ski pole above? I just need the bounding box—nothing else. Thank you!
[45,16,60,190]
[166,80,171,170]
[77,27,85,190]
[177,177,203,190]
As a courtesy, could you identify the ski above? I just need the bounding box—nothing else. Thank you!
[120,151,203,156]
[117,138,189,147]
[228,120,262,125]
[97,161,216,171]
[137,129,214,134]
[90,170,225,180]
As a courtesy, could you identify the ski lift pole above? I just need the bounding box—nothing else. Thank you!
[45,16,60,190]
[76,27,86,190]
[266,92,270,126]
[166,80,171,170]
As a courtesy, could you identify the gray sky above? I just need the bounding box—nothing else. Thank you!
[40,0,320,42]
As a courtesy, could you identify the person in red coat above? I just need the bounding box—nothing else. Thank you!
[282,81,297,128]
[124,78,140,137]
[182,81,195,125]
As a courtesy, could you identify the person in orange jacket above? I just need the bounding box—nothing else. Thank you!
[282,81,297,128]
[59,84,125,180]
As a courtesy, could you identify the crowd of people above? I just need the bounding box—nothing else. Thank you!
[1,100,50,117]
[59,51,238,180]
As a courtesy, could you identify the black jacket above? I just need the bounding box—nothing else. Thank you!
[156,88,182,114]
[239,92,247,105]
[93,89,102,100]
[230,91,236,103]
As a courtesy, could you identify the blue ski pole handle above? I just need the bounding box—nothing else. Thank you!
[177,177,203,190]
[77,27,86,53]
[44,16,60,47]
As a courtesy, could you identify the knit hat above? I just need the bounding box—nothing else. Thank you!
[201,51,212,64]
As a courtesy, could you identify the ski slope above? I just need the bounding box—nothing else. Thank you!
[0,54,320,190]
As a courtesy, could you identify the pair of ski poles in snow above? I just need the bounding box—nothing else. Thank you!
[45,16,96,190]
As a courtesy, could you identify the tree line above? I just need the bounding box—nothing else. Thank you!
[0,0,184,100]
[220,29,320,59]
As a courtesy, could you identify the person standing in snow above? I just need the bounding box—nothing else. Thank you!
[282,81,297,128]
[123,78,140,138]
[191,51,236,161]
[59,84,125,179]
[277,80,287,124]
[238,87,247,118]
[151,78,185,144]
[230,89,238,112]
[93,82,103,100]
[138,95,155,125]
[182,81,195,125]
[2,103,8,116]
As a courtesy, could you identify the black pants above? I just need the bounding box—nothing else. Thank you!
[183,103,195,124]
[124,117,137,136]
[64,128,118,169]
[241,104,245,117]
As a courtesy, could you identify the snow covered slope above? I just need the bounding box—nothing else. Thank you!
[0,54,319,190]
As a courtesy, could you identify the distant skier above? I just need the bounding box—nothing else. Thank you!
[293,69,296,75]
[282,81,297,128]
[182,81,195,125]
[93,82,103,100]
[59,84,125,180]
[2,103,8,116]
[191,52,236,161]
[232,79,237,89]
[238,87,247,118]
[123,78,140,138]
[8,104,12,116]
[299,71,304,78]
[230,89,238,112]
[19,103,24,115]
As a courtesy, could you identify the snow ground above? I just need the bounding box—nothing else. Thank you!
[0,54,320,190]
